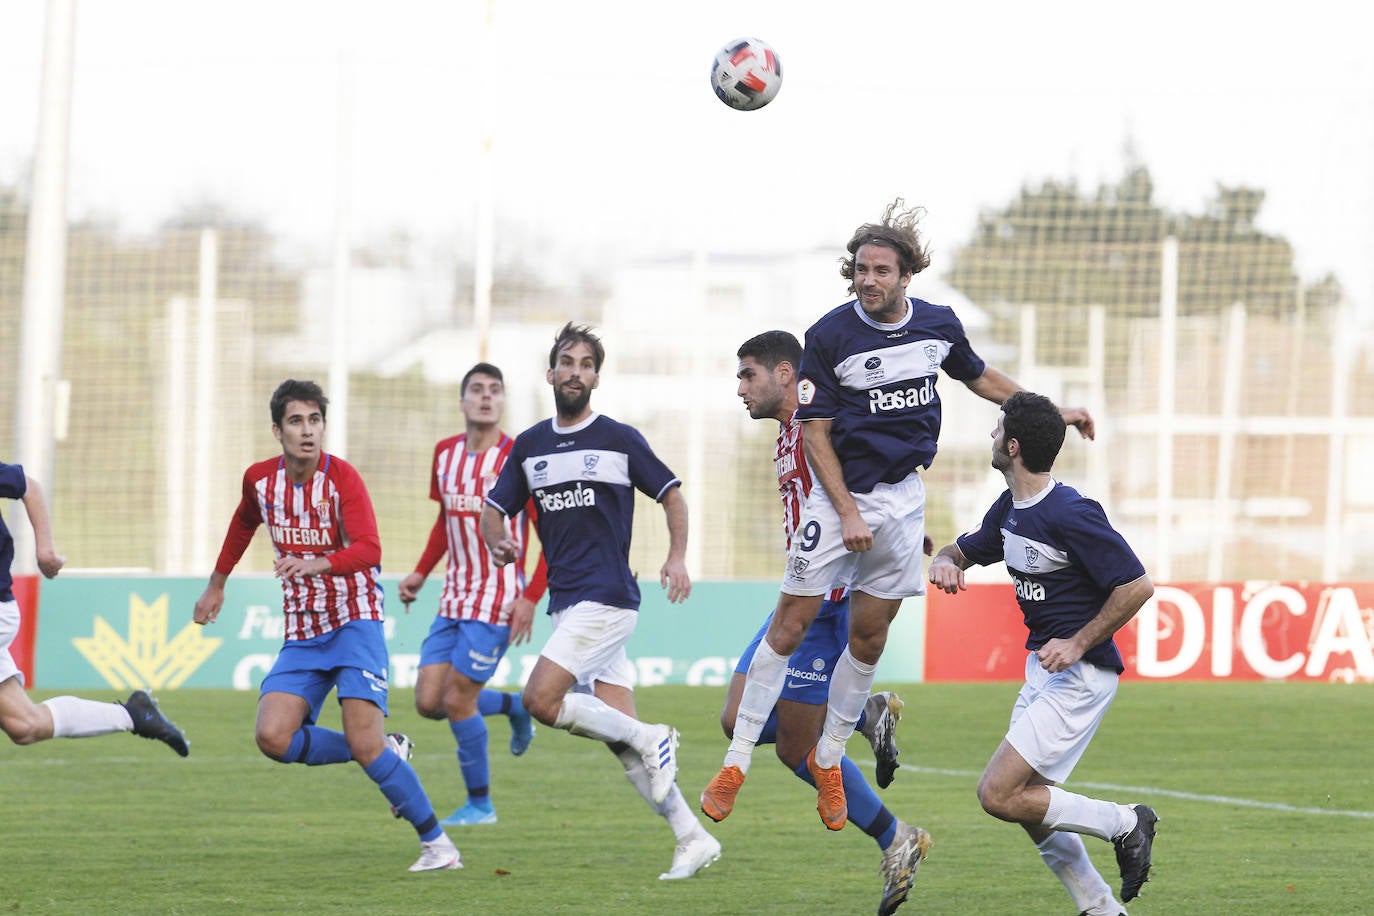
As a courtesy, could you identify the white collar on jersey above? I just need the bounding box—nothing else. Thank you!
[552,411,599,435]
[1012,477,1059,510]
[851,298,913,331]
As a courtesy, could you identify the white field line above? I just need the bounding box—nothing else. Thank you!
[873,762,1374,820]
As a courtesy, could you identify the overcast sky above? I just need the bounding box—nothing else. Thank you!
[2,0,1371,317]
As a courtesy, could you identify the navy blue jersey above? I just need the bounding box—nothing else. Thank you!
[956,480,1146,674]
[0,463,24,601]
[795,297,986,494]
[486,413,679,614]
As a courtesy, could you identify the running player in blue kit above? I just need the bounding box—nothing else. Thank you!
[928,391,1157,914]
[480,322,720,880]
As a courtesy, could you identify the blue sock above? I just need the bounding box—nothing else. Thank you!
[450,715,492,807]
[477,688,526,719]
[757,707,779,746]
[364,748,442,842]
[792,755,896,849]
[856,706,869,734]
[280,725,352,766]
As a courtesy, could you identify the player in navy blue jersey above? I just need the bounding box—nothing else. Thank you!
[714,330,932,916]
[480,322,720,880]
[928,391,1157,913]
[705,200,1096,833]
[1,464,188,757]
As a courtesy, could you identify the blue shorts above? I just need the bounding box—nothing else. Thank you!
[418,617,512,684]
[261,619,391,722]
[735,596,850,705]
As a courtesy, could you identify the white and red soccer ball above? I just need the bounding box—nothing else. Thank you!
[711,38,782,111]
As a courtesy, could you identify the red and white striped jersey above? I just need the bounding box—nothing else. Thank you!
[775,412,815,554]
[413,432,540,624]
[213,453,384,641]
[776,412,846,603]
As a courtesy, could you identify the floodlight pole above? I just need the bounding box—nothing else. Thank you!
[13,0,76,574]
[473,0,496,361]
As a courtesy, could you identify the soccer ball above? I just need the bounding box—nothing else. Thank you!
[710,38,782,111]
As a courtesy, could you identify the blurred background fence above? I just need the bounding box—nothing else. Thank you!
[4,1,1373,590]
[4,171,1373,585]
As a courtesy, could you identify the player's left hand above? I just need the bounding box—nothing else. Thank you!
[1061,407,1095,440]
[505,596,536,645]
[36,548,65,579]
[1035,637,1085,673]
[274,556,330,579]
[660,557,691,604]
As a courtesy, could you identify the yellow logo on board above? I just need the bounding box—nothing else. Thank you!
[72,593,221,690]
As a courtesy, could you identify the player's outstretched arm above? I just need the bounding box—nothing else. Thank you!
[964,367,1096,440]
[927,543,970,594]
[658,486,691,603]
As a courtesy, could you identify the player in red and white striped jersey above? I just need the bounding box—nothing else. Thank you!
[194,379,461,872]
[398,362,547,827]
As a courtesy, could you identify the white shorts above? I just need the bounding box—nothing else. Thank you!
[541,601,637,690]
[0,599,25,687]
[1005,652,1118,784]
[781,470,926,600]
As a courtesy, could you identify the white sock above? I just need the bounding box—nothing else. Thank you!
[41,696,134,738]
[1042,785,1137,841]
[722,638,789,773]
[1036,831,1116,911]
[815,647,875,768]
[553,692,645,747]
[616,746,701,841]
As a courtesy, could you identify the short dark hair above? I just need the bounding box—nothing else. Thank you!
[839,198,933,290]
[549,322,604,372]
[270,379,328,426]
[737,330,803,372]
[460,362,504,393]
[1000,391,1066,473]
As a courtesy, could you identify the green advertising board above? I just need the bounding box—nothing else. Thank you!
[30,576,925,690]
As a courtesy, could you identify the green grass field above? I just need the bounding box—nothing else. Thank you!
[5,682,1372,915]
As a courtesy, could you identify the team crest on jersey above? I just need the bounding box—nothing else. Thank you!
[483,473,498,489]
[315,500,331,528]
[924,343,940,369]
[864,355,886,384]
[1024,545,1040,569]
[583,454,600,475]
[798,378,815,405]
[791,556,810,577]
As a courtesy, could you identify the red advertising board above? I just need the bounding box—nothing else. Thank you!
[9,574,39,686]
[925,582,1374,683]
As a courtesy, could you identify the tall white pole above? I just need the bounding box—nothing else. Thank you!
[1155,236,1178,582]
[473,0,496,360]
[165,296,189,572]
[328,52,355,457]
[1207,301,1246,581]
[1322,303,1351,581]
[190,229,218,572]
[13,0,77,574]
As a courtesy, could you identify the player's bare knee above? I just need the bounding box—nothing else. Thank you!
[523,693,561,728]
[255,729,292,760]
[415,697,445,719]
[976,777,1019,822]
[3,717,43,745]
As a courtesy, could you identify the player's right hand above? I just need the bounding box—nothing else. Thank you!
[927,557,965,594]
[489,537,519,567]
[193,588,224,625]
[840,514,873,553]
[36,549,65,579]
[397,572,425,609]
